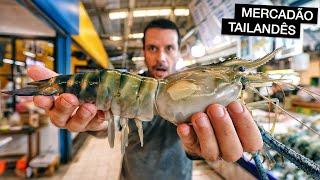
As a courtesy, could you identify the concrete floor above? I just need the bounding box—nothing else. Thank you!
[2,133,255,180]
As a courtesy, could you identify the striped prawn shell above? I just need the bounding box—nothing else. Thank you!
[42,69,159,121]
[32,69,160,151]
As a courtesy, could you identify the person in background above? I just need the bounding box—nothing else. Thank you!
[27,19,263,180]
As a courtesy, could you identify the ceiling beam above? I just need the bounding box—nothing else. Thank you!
[169,0,176,22]
[122,0,135,68]
[86,6,189,16]
[91,0,107,35]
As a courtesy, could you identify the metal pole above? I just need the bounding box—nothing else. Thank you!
[11,38,16,111]
[54,34,72,163]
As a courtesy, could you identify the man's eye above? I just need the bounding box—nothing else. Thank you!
[148,46,157,52]
[166,46,174,52]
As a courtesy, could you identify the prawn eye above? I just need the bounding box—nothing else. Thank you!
[239,76,247,89]
[238,66,246,72]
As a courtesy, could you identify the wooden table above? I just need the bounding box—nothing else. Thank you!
[0,125,41,162]
[291,100,320,112]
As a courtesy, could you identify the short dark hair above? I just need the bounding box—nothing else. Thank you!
[142,18,181,49]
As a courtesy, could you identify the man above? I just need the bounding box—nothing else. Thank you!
[27,19,263,180]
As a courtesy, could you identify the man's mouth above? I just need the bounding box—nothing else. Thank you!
[153,66,168,78]
[155,67,167,71]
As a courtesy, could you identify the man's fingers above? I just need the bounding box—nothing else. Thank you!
[33,96,54,110]
[26,65,104,133]
[191,112,219,161]
[27,65,58,111]
[177,123,200,155]
[207,104,243,162]
[49,94,79,128]
[227,101,263,152]
[66,103,97,132]
[27,65,58,81]
[85,110,107,131]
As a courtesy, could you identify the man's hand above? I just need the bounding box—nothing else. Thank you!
[27,65,106,132]
[177,102,263,162]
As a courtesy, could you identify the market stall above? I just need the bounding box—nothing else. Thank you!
[0,0,110,177]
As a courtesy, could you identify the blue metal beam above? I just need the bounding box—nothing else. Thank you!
[31,0,79,35]
[55,34,72,163]
[55,35,71,74]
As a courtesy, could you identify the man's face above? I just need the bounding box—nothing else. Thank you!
[143,28,180,79]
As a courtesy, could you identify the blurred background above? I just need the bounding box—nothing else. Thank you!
[0,0,319,179]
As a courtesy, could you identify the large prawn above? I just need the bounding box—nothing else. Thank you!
[3,48,320,179]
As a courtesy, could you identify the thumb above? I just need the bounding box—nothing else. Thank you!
[27,65,58,81]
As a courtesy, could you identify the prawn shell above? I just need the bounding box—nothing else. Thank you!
[66,73,84,97]
[136,77,158,121]
[117,72,142,118]
[96,70,121,110]
[156,69,242,124]
[79,71,100,102]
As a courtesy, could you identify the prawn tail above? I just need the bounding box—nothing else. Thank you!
[1,78,60,96]
[2,86,40,96]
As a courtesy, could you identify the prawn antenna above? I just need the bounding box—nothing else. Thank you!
[247,85,320,137]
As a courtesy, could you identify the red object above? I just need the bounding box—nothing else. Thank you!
[16,156,27,170]
[15,103,28,113]
[0,160,7,175]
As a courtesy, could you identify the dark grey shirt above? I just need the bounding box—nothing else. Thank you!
[121,115,192,180]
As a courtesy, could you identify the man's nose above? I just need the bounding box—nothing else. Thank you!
[156,50,167,63]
